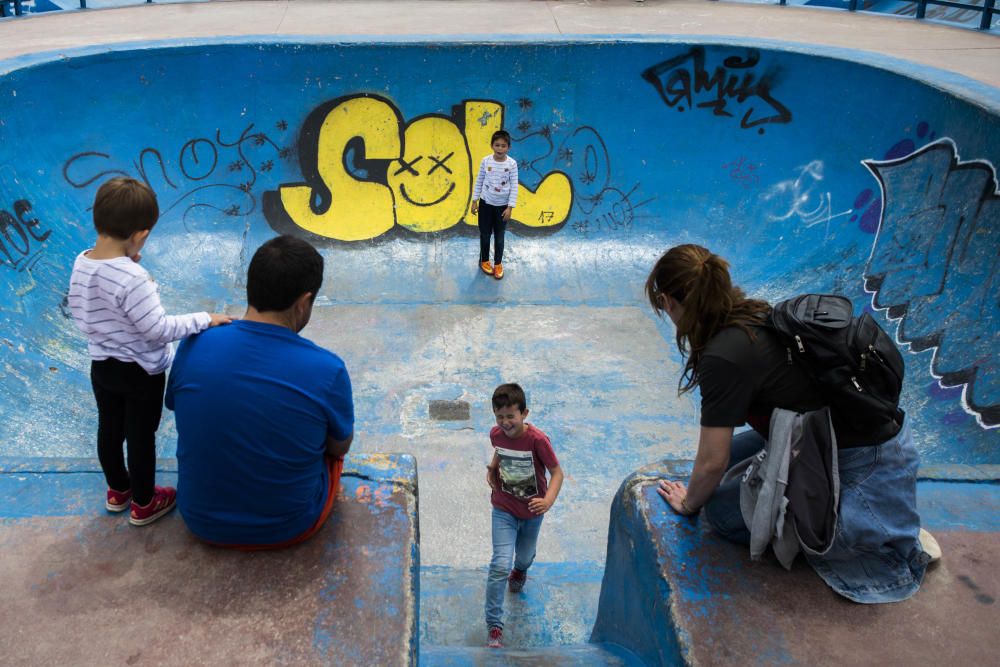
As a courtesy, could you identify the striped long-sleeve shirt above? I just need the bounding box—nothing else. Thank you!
[67,251,211,374]
[472,155,519,207]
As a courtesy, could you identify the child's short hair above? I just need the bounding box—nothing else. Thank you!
[92,177,159,240]
[492,383,527,412]
[491,130,512,146]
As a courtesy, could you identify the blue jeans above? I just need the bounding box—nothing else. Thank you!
[703,429,766,544]
[486,506,543,629]
[704,419,928,603]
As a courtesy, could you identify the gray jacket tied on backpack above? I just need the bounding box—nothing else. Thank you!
[722,407,840,569]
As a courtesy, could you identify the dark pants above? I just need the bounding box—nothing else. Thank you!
[478,202,507,264]
[90,359,166,506]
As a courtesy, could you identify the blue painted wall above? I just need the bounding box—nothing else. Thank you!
[0,39,997,462]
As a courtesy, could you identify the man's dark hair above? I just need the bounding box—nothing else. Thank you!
[492,383,527,412]
[247,235,324,312]
[92,177,159,239]
[491,130,512,146]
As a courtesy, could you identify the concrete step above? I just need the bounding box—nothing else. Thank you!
[0,455,419,666]
[421,643,645,666]
[593,460,1000,666]
[421,562,604,648]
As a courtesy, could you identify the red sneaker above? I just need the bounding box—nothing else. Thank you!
[129,486,177,526]
[493,263,504,280]
[106,487,132,513]
[487,626,503,649]
[480,260,493,275]
[508,568,527,593]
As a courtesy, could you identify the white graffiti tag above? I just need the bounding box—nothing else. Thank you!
[761,161,852,236]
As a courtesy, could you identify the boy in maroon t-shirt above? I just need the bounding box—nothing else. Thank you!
[484,383,564,649]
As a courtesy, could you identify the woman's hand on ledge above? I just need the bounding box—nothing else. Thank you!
[658,479,696,516]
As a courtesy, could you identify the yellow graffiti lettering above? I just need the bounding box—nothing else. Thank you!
[512,172,573,230]
[388,116,471,233]
[272,96,575,241]
[279,97,400,241]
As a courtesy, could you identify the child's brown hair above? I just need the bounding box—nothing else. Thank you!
[492,383,527,412]
[93,177,159,239]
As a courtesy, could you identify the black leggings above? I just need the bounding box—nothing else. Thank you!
[90,359,166,506]
[478,202,507,264]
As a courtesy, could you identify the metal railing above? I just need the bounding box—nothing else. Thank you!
[2,0,997,30]
[911,0,996,30]
[1,0,152,18]
[782,0,998,30]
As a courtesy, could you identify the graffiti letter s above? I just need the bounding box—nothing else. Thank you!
[278,96,402,241]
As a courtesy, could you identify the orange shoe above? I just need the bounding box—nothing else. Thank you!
[480,260,493,275]
[493,263,504,280]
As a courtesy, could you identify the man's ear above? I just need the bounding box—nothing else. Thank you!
[295,291,314,311]
[133,229,151,244]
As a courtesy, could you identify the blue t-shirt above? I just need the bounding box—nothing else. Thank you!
[166,320,354,545]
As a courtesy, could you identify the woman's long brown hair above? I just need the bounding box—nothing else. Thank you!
[645,244,770,394]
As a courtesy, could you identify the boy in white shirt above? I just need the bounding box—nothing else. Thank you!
[471,130,518,280]
[67,177,230,526]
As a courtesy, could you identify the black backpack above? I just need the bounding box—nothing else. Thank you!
[768,294,905,445]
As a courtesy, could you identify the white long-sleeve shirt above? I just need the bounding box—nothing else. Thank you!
[472,155,519,207]
[67,251,210,374]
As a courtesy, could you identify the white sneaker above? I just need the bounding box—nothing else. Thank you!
[919,528,942,564]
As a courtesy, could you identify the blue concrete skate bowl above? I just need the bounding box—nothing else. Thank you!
[1,37,998,665]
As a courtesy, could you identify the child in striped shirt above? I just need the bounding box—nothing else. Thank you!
[67,177,231,526]
[471,130,518,280]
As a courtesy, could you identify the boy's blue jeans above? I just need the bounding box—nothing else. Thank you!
[486,506,543,629]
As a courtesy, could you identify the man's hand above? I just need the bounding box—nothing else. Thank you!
[486,466,498,490]
[502,206,512,222]
[527,496,553,515]
[471,201,479,215]
[326,432,353,459]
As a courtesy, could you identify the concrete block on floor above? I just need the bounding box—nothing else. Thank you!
[0,454,419,666]
[592,459,1000,666]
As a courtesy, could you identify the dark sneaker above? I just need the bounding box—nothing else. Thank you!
[487,626,503,649]
[106,487,132,513]
[508,568,527,593]
[129,486,177,526]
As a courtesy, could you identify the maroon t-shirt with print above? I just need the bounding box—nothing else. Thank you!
[490,423,559,520]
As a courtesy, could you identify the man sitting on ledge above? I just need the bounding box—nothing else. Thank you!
[167,235,354,549]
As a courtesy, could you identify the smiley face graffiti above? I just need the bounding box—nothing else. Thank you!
[387,115,471,233]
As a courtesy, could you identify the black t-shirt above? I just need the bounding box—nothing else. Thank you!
[699,324,834,440]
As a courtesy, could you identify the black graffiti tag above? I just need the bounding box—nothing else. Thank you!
[0,199,51,272]
[641,47,792,133]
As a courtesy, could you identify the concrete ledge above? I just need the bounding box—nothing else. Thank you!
[592,459,1000,666]
[0,453,419,666]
